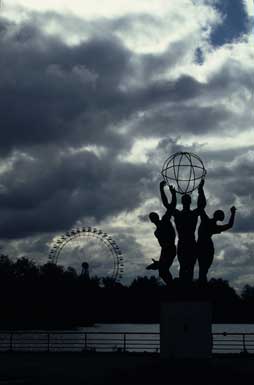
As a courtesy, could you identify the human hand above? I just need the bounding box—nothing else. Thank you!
[160,180,167,188]
[198,179,205,189]
[169,185,175,194]
[230,206,236,213]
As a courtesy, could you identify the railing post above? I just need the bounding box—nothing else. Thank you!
[10,333,13,352]
[242,333,247,354]
[47,333,50,353]
[123,333,126,353]
[84,333,87,350]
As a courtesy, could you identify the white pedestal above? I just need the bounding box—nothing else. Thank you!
[160,301,212,359]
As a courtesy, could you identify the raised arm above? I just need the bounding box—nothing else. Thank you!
[160,180,176,212]
[197,179,206,211]
[160,180,169,209]
[216,206,236,233]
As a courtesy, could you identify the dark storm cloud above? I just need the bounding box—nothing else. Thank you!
[1,11,249,162]
[207,63,254,106]
[130,58,254,139]
[129,102,231,138]
[140,40,196,79]
[0,17,137,155]
[0,148,151,238]
[28,9,208,80]
[0,14,193,241]
[202,148,254,194]
[0,15,208,159]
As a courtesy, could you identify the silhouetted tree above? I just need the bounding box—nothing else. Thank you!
[241,284,254,302]
[130,275,162,289]
[0,254,14,281]
[40,262,65,282]
[207,278,239,302]
[78,274,100,288]
[63,266,78,280]
[14,257,39,282]
[102,277,119,288]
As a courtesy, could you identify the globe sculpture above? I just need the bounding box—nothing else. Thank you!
[161,152,206,194]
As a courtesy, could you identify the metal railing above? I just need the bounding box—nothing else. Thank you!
[0,331,254,354]
[0,331,160,353]
[212,332,254,354]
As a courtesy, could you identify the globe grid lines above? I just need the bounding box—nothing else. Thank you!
[49,227,124,282]
[161,152,207,194]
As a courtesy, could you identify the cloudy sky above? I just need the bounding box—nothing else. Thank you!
[0,0,254,289]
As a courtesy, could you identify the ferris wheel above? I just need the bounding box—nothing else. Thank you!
[48,227,124,282]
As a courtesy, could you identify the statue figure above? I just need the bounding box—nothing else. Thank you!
[160,179,206,283]
[197,206,236,284]
[146,181,176,285]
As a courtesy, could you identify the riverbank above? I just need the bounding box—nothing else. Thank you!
[1,352,254,384]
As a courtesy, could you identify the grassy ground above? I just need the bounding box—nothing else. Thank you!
[0,352,254,385]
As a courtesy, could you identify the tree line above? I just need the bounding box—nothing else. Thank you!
[0,255,254,328]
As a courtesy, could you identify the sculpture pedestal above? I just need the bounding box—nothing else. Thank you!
[160,301,212,359]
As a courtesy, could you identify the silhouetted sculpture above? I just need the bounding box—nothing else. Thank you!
[146,181,176,285]
[162,152,207,194]
[160,179,206,283]
[197,206,236,284]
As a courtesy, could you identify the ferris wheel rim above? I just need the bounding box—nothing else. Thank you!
[48,227,123,281]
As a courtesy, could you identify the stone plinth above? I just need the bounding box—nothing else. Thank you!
[160,301,212,359]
